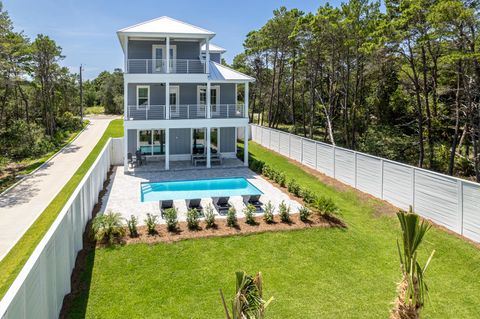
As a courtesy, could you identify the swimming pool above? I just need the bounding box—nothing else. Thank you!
[141,177,262,202]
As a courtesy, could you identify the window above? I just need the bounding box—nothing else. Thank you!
[137,86,149,107]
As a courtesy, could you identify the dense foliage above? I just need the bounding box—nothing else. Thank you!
[234,0,480,181]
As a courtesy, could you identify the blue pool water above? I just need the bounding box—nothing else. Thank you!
[141,177,262,202]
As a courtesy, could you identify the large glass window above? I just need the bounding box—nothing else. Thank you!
[138,130,151,155]
[192,128,206,154]
[153,130,165,155]
[137,86,149,106]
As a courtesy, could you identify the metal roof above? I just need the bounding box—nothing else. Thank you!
[201,43,226,53]
[117,16,215,37]
[209,62,255,82]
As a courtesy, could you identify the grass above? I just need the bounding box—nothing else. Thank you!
[65,141,480,318]
[0,119,123,299]
[0,123,89,193]
[84,106,105,115]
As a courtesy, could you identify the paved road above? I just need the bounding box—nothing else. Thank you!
[0,117,115,261]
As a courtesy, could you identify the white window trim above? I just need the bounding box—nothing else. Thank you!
[169,85,180,116]
[152,44,177,60]
[136,85,150,110]
[197,85,220,114]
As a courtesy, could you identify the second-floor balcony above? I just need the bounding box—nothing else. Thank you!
[126,104,246,121]
[127,59,206,74]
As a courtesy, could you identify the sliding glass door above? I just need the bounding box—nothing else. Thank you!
[138,129,165,155]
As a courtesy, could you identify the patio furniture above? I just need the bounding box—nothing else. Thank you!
[246,194,263,211]
[187,198,204,216]
[127,153,134,168]
[159,200,174,218]
[213,196,231,216]
[135,150,147,166]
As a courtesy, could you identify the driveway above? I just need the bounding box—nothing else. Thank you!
[0,116,116,261]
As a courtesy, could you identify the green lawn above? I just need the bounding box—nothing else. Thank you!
[0,119,123,299]
[66,141,480,318]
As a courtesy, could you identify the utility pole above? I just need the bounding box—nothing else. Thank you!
[79,64,83,120]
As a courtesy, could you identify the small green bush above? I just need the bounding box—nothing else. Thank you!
[315,196,340,216]
[263,201,274,224]
[300,188,316,204]
[274,172,287,187]
[56,111,83,131]
[279,201,291,223]
[186,208,200,230]
[164,208,178,232]
[262,164,272,178]
[226,207,237,227]
[204,204,216,228]
[144,213,158,235]
[287,180,301,197]
[92,210,125,244]
[299,206,311,222]
[126,215,138,238]
[243,204,257,225]
[249,159,265,174]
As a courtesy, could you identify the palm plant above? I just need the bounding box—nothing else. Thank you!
[392,208,435,319]
[220,271,274,319]
[91,210,125,244]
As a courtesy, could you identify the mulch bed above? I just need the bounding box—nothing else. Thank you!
[112,212,344,246]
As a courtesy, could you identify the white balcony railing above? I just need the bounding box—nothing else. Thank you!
[127,59,206,74]
[211,104,245,118]
[126,105,165,120]
[170,104,207,119]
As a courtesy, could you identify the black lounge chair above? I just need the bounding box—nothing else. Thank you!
[213,196,231,216]
[159,200,174,218]
[187,198,204,216]
[247,195,263,211]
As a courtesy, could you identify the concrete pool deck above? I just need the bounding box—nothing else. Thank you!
[102,166,302,224]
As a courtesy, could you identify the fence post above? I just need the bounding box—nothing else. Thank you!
[269,128,272,149]
[457,180,464,235]
[288,134,292,158]
[315,142,318,170]
[354,151,358,188]
[412,167,416,212]
[332,146,336,178]
[301,138,304,163]
[380,158,384,199]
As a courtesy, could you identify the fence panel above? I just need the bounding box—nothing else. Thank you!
[302,139,316,169]
[316,143,334,177]
[462,183,480,242]
[270,131,280,153]
[383,161,412,210]
[249,124,480,243]
[414,170,460,233]
[334,148,355,186]
[0,138,118,319]
[356,154,382,198]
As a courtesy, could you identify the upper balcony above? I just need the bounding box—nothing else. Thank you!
[127,59,205,74]
[126,104,246,121]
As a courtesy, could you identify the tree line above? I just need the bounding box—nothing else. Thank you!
[233,0,480,182]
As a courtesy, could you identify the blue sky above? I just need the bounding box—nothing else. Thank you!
[3,0,340,79]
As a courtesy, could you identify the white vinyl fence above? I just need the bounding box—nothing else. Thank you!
[0,137,123,319]
[251,125,480,243]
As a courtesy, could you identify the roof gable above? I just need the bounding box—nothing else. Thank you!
[201,43,226,53]
[209,62,255,82]
[118,16,215,36]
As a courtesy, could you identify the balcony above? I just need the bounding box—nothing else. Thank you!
[127,59,206,74]
[125,104,246,121]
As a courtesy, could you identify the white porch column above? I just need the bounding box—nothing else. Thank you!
[206,81,211,118]
[165,82,170,119]
[165,128,170,170]
[166,36,170,73]
[244,125,249,166]
[206,127,211,168]
[244,82,249,119]
[205,37,210,74]
[123,127,129,172]
[124,81,128,119]
[124,35,128,73]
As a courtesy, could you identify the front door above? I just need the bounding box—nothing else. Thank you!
[152,45,176,73]
[169,86,179,118]
[197,86,220,118]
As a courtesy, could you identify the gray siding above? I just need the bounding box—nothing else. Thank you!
[128,129,137,154]
[210,53,221,63]
[128,40,201,60]
[219,83,236,104]
[128,83,165,105]
[169,128,191,155]
[220,127,236,153]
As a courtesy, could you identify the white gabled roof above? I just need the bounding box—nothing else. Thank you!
[209,62,255,82]
[118,16,215,37]
[201,43,226,53]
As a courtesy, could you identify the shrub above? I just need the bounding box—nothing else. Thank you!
[287,180,301,197]
[56,111,83,131]
[243,204,257,225]
[126,215,138,238]
[261,164,272,178]
[204,204,216,228]
[186,208,200,230]
[249,159,265,174]
[226,207,237,227]
[274,172,287,187]
[92,210,125,244]
[263,201,275,224]
[164,208,178,232]
[279,201,291,223]
[300,188,316,204]
[315,196,340,216]
[144,213,158,235]
[299,206,311,222]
